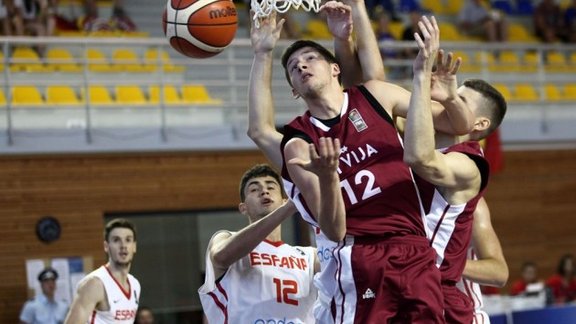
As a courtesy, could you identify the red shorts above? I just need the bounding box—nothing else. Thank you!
[443,284,473,324]
[329,235,445,324]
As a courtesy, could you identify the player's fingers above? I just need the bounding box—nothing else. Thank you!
[452,57,462,74]
[445,51,453,70]
[414,33,425,51]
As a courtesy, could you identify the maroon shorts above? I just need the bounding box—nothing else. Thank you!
[443,284,473,324]
[330,235,445,324]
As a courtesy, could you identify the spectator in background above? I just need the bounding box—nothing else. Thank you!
[135,306,155,324]
[374,10,403,79]
[0,0,22,35]
[365,0,400,21]
[546,254,576,304]
[19,267,69,324]
[511,261,546,296]
[564,0,576,43]
[458,0,508,42]
[533,0,565,42]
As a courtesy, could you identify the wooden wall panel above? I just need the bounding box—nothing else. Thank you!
[1,149,575,322]
[0,151,268,323]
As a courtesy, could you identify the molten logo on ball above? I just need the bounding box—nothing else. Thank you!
[163,0,238,58]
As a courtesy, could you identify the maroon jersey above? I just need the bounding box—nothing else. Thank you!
[281,85,435,237]
[422,142,490,284]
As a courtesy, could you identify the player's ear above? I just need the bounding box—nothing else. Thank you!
[332,63,341,78]
[474,116,490,132]
[103,240,109,254]
[238,202,248,215]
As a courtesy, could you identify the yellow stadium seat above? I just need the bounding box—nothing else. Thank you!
[87,86,114,105]
[0,51,4,72]
[562,84,576,101]
[438,22,464,41]
[493,83,512,102]
[388,21,404,40]
[544,84,562,101]
[493,51,521,73]
[452,51,480,73]
[512,84,539,102]
[46,48,82,72]
[0,88,6,106]
[545,51,567,73]
[522,51,540,73]
[85,48,115,72]
[143,49,185,73]
[46,86,82,105]
[304,19,331,39]
[10,47,53,72]
[112,49,150,72]
[149,85,182,105]
[446,0,464,15]
[115,85,147,105]
[12,86,44,106]
[421,0,445,14]
[508,23,539,43]
[181,84,222,105]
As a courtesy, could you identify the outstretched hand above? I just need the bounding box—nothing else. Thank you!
[431,50,462,103]
[288,137,341,178]
[413,16,439,74]
[320,1,353,41]
[250,10,285,54]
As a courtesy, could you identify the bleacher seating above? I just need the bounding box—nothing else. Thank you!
[46,85,82,105]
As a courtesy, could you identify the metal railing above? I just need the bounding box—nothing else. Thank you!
[0,36,575,153]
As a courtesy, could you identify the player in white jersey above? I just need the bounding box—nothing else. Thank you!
[65,218,141,324]
[198,164,318,324]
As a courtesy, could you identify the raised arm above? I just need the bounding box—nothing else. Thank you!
[463,197,509,287]
[64,277,105,324]
[247,12,285,170]
[210,200,298,278]
[324,0,385,86]
[402,16,480,203]
[286,137,346,242]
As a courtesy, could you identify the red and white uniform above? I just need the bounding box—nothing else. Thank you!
[198,231,317,324]
[82,265,140,324]
[281,86,443,324]
[457,248,491,324]
[424,143,489,324]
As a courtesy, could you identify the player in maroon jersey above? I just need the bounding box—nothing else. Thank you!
[249,2,506,323]
[402,16,507,323]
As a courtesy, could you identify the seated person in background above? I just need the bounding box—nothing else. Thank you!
[458,0,507,42]
[564,0,576,43]
[533,0,565,43]
[0,0,23,35]
[546,254,576,304]
[511,261,545,296]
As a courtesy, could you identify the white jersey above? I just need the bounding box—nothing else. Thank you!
[199,231,317,324]
[81,265,141,324]
[456,248,491,324]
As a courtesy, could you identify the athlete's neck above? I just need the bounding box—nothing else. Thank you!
[306,88,345,120]
[105,262,131,286]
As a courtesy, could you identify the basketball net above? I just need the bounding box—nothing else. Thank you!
[251,0,321,27]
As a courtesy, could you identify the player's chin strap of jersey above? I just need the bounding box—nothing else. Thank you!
[250,0,321,28]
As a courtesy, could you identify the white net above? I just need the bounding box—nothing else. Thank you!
[250,0,321,27]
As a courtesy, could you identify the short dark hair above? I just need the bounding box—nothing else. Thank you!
[281,40,340,86]
[104,218,137,242]
[239,164,284,202]
[463,79,507,139]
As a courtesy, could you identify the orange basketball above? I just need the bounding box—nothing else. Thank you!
[163,0,238,58]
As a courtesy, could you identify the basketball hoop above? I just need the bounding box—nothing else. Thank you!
[250,0,321,27]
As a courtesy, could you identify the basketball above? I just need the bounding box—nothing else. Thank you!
[163,0,238,59]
